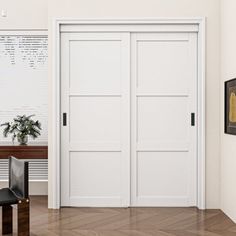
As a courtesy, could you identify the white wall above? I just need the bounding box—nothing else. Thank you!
[0,0,48,29]
[0,0,48,195]
[220,0,236,222]
[48,0,221,209]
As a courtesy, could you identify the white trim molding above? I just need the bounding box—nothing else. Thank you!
[51,18,206,209]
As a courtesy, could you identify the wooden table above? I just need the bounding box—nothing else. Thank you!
[0,143,48,159]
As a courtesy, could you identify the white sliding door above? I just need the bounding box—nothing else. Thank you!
[131,33,198,206]
[60,33,130,207]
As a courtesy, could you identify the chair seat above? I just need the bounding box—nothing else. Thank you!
[0,188,18,206]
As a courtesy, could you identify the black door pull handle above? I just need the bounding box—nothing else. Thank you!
[63,113,67,126]
[191,113,195,126]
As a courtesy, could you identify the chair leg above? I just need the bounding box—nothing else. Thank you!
[17,200,30,236]
[2,205,13,235]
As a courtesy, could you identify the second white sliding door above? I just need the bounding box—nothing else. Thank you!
[131,33,197,206]
[61,33,130,207]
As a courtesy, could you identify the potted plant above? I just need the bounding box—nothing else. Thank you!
[1,115,41,145]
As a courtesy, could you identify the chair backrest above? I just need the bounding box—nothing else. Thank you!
[9,156,29,199]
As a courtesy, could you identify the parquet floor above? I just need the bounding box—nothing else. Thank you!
[0,196,236,236]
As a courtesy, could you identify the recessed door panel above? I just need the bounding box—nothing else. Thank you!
[137,97,189,142]
[137,152,189,197]
[69,97,121,144]
[137,36,191,94]
[69,152,121,198]
[69,40,121,94]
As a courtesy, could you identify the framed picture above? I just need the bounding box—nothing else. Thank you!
[225,78,236,135]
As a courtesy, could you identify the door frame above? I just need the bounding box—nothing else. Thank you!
[51,18,206,209]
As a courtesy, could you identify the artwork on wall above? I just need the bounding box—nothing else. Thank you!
[0,31,48,142]
[225,78,236,135]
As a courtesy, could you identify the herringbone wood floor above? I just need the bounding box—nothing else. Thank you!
[1,196,236,236]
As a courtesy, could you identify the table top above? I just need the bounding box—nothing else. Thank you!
[0,143,48,159]
[0,142,47,147]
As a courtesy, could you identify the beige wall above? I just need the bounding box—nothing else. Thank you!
[0,0,222,209]
[48,0,221,209]
[220,0,236,222]
[0,0,47,29]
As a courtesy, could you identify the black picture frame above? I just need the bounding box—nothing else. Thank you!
[225,78,236,135]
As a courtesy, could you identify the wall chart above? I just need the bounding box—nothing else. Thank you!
[0,32,48,143]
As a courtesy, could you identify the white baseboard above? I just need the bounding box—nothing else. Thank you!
[0,181,48,195]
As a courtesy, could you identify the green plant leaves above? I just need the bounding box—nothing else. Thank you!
[0,114,42,143]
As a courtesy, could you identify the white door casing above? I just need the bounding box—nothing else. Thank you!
[52,19,205,209]
[60,32,130,207]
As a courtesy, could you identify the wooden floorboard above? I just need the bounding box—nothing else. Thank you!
[0,196,235,236]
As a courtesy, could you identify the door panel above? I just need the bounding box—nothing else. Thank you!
[131,33,197,206]
[137,97,189,142]
[69,40,121,94]
[70,97,121,143]
[61,33,130,207]
[137,152,189,197]
[69,152,121,200]
[136,35,191,94]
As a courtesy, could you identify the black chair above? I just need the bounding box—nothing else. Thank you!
[0,156,29,236]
